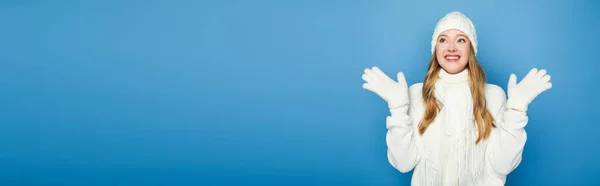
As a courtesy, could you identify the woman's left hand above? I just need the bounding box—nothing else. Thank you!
[506,68,553,112]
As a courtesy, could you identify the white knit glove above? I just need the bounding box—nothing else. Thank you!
[506,68,552,112]
[362,66,409,109]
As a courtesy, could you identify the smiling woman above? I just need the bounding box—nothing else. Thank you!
[432,12,478,75]
[362,11,553,185]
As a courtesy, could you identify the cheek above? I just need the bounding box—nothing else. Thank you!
[459,44,470,56]
[435,44,445,58]
[436,51,444,60]
[436,44,446,52]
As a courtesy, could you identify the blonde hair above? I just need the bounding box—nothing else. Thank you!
[417,47,496,144]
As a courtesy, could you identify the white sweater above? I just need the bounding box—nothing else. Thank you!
[386,69,528,186]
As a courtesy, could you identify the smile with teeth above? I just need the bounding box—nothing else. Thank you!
[445,55,461,62]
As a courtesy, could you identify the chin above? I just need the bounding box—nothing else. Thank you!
[440,60,468,74]
[444,68,465,74]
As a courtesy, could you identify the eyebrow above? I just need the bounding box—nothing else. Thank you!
[438,34,468,38]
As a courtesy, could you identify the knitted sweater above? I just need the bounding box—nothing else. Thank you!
[386,69,527,186]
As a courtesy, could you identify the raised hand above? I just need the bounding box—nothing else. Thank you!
[506,68,552,112]
[362,66,409,109]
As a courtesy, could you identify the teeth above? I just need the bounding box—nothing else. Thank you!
[446,56,459,60]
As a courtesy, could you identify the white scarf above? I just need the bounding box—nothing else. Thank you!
[430,69,487,186]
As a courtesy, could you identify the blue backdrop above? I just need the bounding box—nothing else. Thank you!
[0,0,598,185]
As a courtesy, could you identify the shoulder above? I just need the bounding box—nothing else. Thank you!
[407,83,425,114]
[408,82,424,101]
[484,83,506,102]
[484,83,507,115]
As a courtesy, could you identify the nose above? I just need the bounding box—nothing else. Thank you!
[447,42,457,52]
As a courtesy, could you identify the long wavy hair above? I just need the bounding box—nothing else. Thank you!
[417,47,496,144]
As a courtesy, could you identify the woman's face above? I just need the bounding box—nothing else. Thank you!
[435,29,471,74]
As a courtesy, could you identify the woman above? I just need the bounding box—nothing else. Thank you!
[361,11,552,186]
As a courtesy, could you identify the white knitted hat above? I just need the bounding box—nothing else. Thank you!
[431,11,478,56]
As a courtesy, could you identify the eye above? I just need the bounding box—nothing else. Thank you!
[439,38,446,43]
[458,38,466,43]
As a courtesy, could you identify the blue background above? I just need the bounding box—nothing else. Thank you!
[0,0,598,185]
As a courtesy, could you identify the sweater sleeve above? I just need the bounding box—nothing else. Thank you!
[486,86,529,176]
[386,85,423,173]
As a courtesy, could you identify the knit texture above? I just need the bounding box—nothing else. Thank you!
[433,69,487,185]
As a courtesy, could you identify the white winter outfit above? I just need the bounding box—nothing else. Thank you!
[361,11,552,186]
[385,69,528,186]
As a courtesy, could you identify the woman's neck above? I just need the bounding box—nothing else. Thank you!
[438,68,469,84]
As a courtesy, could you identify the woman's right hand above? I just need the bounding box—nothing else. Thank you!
[362,66,410,109]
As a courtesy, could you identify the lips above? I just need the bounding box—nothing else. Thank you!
[444,54,461,62]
